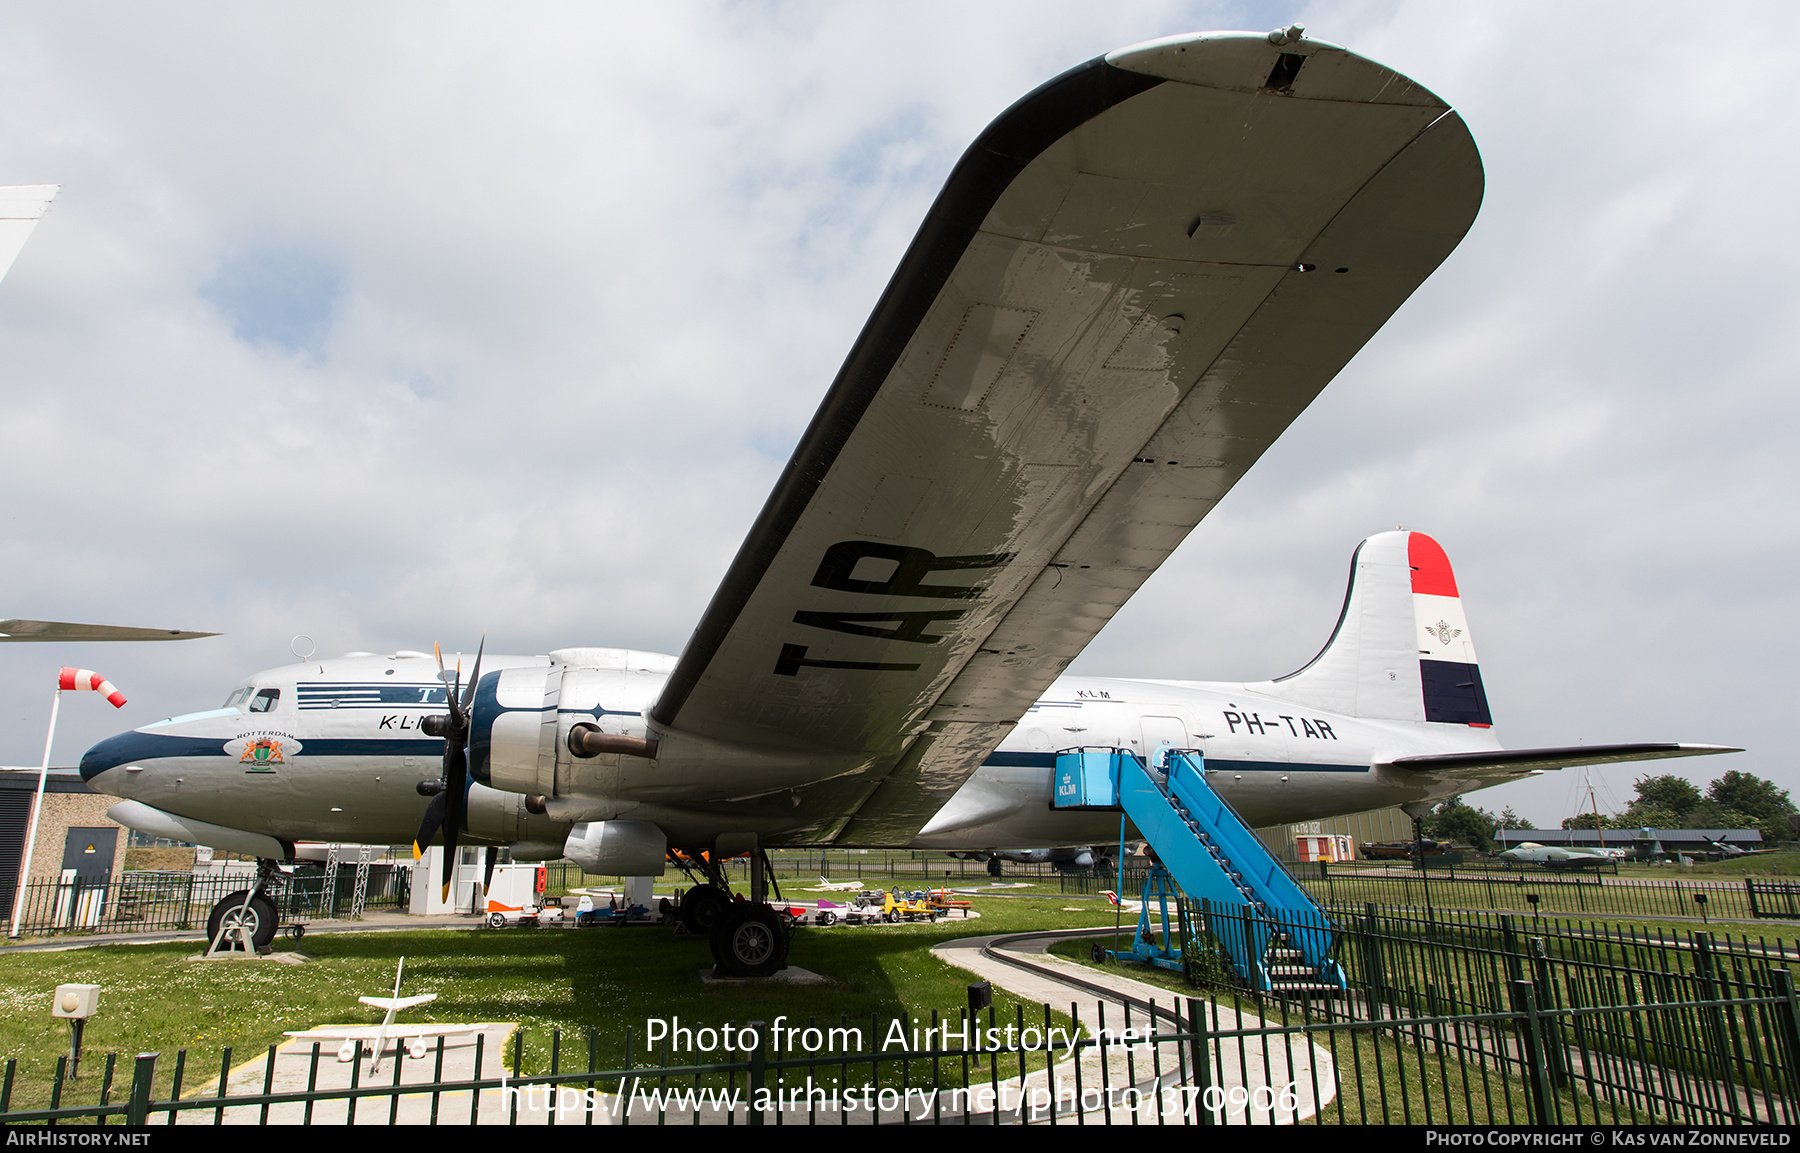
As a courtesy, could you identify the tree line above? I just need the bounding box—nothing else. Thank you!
[1420,771,1795,852]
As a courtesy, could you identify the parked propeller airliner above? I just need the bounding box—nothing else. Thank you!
[79,31,1736,976]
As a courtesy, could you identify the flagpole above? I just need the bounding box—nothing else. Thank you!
[10,689,61,939]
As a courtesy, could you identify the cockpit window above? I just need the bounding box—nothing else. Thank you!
[223,686,254,710]
[248,688,280,713]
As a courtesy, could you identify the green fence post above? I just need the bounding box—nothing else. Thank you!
[1770,969,1800,1104]
[1500,913,1524,984]
[1186,997,1212,1126]
[747,1020,766,1126]
[1360,903,1385,1015]
[1510,979,1555,1126]
[1690,931,1732,1079]
[125,1053,157,1126]
[1528,937,1569,1088]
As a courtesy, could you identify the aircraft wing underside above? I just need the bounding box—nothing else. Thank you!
[0,619,217,642]
[649,34,1485,846]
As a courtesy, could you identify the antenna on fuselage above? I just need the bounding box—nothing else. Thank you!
[291,634,319,674]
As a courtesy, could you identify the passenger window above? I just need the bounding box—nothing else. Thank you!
[248,688,280,714]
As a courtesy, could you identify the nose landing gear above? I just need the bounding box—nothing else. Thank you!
[204,858,281,955]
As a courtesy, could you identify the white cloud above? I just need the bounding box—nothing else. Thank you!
[0,2,1789,826]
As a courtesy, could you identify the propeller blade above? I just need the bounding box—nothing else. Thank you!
[441,742,465,901]
[482,846,498,891]
[460,637,486,714]
[425,639,484,903]
[412,791,447,860]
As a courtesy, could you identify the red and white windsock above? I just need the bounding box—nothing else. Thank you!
[58,667,126,708]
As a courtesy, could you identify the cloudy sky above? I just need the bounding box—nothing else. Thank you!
[0,2,1790,829]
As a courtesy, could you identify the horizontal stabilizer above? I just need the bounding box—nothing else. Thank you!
[1386,743,1742,786]
[0,619,217,642]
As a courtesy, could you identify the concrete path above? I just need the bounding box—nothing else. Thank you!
[930,929,1338,1124]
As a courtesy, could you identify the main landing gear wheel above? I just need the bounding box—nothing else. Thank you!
[709,904,788,978]
[679,884,730,935]
[206,890,277,951]
[986,858,1003,878]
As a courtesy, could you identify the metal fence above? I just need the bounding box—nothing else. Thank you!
[1,903,1793,1125]
[6,865,411,938]
[1187,901,1800,1124]
[1065,863,1797,924]
[1299,868,1768,922]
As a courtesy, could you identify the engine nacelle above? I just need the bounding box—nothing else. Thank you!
[471,649,674,800]
[563,820,666,875]
[470,666,559,796]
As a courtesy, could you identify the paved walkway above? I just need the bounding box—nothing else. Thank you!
[930,929,1336,1125]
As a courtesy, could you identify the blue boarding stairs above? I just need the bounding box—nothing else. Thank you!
[1055,747,1347,996]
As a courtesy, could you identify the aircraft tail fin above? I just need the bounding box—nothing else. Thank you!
[1258,530,1492,726]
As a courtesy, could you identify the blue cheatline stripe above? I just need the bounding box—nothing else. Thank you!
[286,739,445,757]
[981,750,1366,773]
[79,732,229,778]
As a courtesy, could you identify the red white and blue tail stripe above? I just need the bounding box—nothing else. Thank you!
[1408,533,1491,726]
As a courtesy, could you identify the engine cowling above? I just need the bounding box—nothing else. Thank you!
[470,649,673,802]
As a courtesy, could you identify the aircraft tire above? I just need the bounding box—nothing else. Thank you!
[709,904,787,978]
[206,891,277,951]
[679,884,730,936]
[986,859,1003,878]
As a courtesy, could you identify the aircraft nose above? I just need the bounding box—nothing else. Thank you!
[80,730,144,787]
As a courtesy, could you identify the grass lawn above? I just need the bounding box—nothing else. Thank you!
[0,884,1113,1109]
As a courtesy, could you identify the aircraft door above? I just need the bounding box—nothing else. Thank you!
[1139,716,1190,769]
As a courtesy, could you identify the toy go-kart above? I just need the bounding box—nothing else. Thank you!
[485,899,564,928]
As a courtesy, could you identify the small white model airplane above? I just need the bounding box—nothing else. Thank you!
[282,957,480,1072]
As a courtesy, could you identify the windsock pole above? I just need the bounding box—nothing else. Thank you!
[10,670,127,939]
